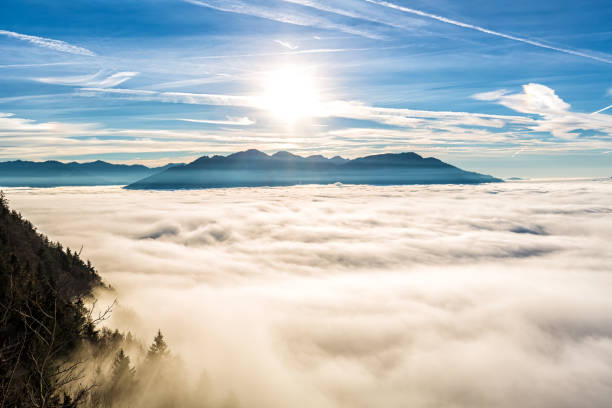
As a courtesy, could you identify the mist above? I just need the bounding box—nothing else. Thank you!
[4,179,612,407]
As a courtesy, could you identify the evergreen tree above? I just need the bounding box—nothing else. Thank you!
[112,349,136,382]
[147,329,169,359]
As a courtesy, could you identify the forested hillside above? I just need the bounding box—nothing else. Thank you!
[0,190,106,406]
[0,192,236,408]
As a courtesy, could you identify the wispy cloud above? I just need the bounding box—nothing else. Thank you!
[0,109,610,163]
[473,84,570,115]
[474,83,612,138]
[593,105,612,114]
[0,29,95,56]
[79,85,532,131]
[0,62,89,69]
[33,71,139,88]
[273,39,299,50]
[0,112,98,133]
[281,0,425,30]
[183,0,385,39]
[190,46,393,60]
[364,0,612,64]
[149,76,236,91]
[178,116,255,126]
[79,87,258,107]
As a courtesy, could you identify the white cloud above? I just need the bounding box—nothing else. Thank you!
[0,112,98,133]
[319,99,532,128]
[4,180,612,407]
[274,39,299,50]
[3,81,612,163]
[474,84,612,139]
[473,83,570,115]
[190,46,388,60]
[593,105,612,114]
[80,86,533,131]
[3,82,611,162]
[178,116,255,126]
[280,0,426,30]
[183,0,385,39]
[79,87,258,107]
[364,0,612,64]
[0,29,95,56]
[33,71,139,88]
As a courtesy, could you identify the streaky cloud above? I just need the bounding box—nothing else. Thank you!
[178,117,255,126]
[183,0,386,39]
[79,87,257,107]
[33,71,139,88]
[473,83,612,139]
[190,45,397,59]
[280,0,424,29]
[593,105,612,114]
[0,29,95,56]
[364,0,612,64]
[273,39,299,50]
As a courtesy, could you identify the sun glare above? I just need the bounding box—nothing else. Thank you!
[261,65,321,123]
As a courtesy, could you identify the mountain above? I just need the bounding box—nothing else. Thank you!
[126,149,501,190]
[0,160,184,187]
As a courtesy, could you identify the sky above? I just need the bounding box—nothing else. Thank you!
[1,0,611,177]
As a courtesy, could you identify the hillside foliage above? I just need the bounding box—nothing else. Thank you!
[0,192,240,408]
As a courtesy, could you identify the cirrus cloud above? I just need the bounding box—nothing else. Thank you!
[0,29,95,56]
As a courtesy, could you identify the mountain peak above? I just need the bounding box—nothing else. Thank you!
[228,149,269,159]
[306,154,326,160]
[330,155,348,164]
[272,151,300,159]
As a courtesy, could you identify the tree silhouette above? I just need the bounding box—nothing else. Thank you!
[147,330,169,360]
[112,349,135,382]
[0,191,108,406]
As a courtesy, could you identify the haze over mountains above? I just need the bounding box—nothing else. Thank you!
[0,160,183,187]
[126,149,501,189]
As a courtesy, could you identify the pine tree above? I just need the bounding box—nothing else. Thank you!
[147,329,169,359]
[112,349,136,381]
[107,349,137,405]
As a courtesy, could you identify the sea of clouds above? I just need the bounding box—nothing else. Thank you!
[4,179,612,407]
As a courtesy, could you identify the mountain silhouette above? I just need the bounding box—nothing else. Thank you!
[0,160,184,187]
[126,149,501,190]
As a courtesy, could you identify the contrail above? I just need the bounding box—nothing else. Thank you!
[364,0,612,65]
[592,105,612,114]
[0,29,95,56]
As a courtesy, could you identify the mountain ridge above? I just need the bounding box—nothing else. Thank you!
[0,160,184,187]
[126,149,501,190]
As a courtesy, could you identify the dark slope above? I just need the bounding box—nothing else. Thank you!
[0,192,104,405]
[0,160,184,187]
[126,150,501,190]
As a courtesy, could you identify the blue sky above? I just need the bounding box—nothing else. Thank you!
[0,0,611,177]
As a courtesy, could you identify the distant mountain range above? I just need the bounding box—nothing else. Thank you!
[0,151,502,189]
[0,160,184,187]
[126,149,501,189]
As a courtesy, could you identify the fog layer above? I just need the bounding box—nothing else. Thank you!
[5,180,612,407]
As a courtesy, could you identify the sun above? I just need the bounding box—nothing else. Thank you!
[261,65,321,123]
